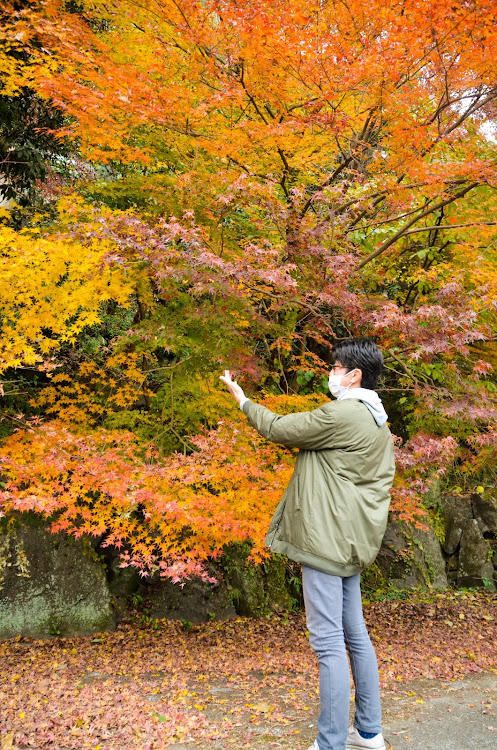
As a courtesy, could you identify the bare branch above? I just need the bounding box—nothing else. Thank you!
[402,221,497,236]
[358,182,479,268]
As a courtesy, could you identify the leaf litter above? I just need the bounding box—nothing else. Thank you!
[1,591,496,749]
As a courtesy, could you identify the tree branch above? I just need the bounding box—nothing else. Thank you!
[358,182,479,268]
[402,221,497,236]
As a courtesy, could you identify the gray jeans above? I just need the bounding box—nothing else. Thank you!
[302,566,382,750]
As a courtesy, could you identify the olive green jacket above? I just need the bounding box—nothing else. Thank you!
[242,398,395,577]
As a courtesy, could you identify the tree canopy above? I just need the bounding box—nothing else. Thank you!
[1,0,496,579]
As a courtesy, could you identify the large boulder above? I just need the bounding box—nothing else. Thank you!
[137,543,294,622]
[0,520,115,639]
[101,550,143,624]
[375,521,421,588]
[412,524,448,589]
[472,492,497,537]
[145,577,237,623]
[376,520,447,589]
[440,496,473,555]
[457,518,495,589]
[220,544,293,616]
[106,553,142,598]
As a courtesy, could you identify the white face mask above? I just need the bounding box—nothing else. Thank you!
[328,369,357,398]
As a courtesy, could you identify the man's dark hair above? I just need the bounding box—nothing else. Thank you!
[331,338,384,390]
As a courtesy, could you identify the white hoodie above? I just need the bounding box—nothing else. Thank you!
[338,387,388,426]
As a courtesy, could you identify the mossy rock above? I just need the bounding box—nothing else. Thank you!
[472,491,497,537]
[440,496,473,555]
[375,519,447,589]
[457,519,496,590]
[143,576,237,623]
[220,544,293,617]
[0,522,115,639]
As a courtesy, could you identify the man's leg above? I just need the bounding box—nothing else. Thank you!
[342,574,382,737]
[302,566,350,750]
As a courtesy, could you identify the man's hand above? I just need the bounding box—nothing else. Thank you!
[219,369,246,405]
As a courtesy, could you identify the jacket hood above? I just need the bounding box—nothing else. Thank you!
[338,388,388,426]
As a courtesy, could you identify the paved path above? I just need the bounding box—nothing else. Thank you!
[168,671,497,749]
[382,672,497,750]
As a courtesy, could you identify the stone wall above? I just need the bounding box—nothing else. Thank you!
[1,491,496,638]
[375,520,448,589]
[374,493,497,591]
[0,518,296,639]
[441,493,497,589]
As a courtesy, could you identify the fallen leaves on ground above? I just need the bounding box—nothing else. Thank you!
[1,591,496,748]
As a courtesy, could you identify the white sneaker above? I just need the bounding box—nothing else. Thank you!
[306,742,319,750]
[346,726,387,750]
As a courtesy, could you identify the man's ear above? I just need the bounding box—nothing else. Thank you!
[352,368,363,385]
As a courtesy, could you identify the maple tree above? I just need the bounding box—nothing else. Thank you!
[1,0,497,579]
[0,4,73,206]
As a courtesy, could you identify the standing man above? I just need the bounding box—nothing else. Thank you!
[220,338,395,750]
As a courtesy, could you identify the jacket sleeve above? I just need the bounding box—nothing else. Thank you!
[242,399,336,451]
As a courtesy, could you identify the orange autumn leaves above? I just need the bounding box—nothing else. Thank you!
[0,389,457,579]
[1,0,496,579]
[7,0,497,182]
[0,405,295,580]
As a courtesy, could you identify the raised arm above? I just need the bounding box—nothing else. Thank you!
[219,369,337,450]
[242,399,336,451]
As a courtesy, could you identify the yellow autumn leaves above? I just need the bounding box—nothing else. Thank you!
[0,222,134,374]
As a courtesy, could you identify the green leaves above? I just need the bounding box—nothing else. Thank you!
[295,369,314,386]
